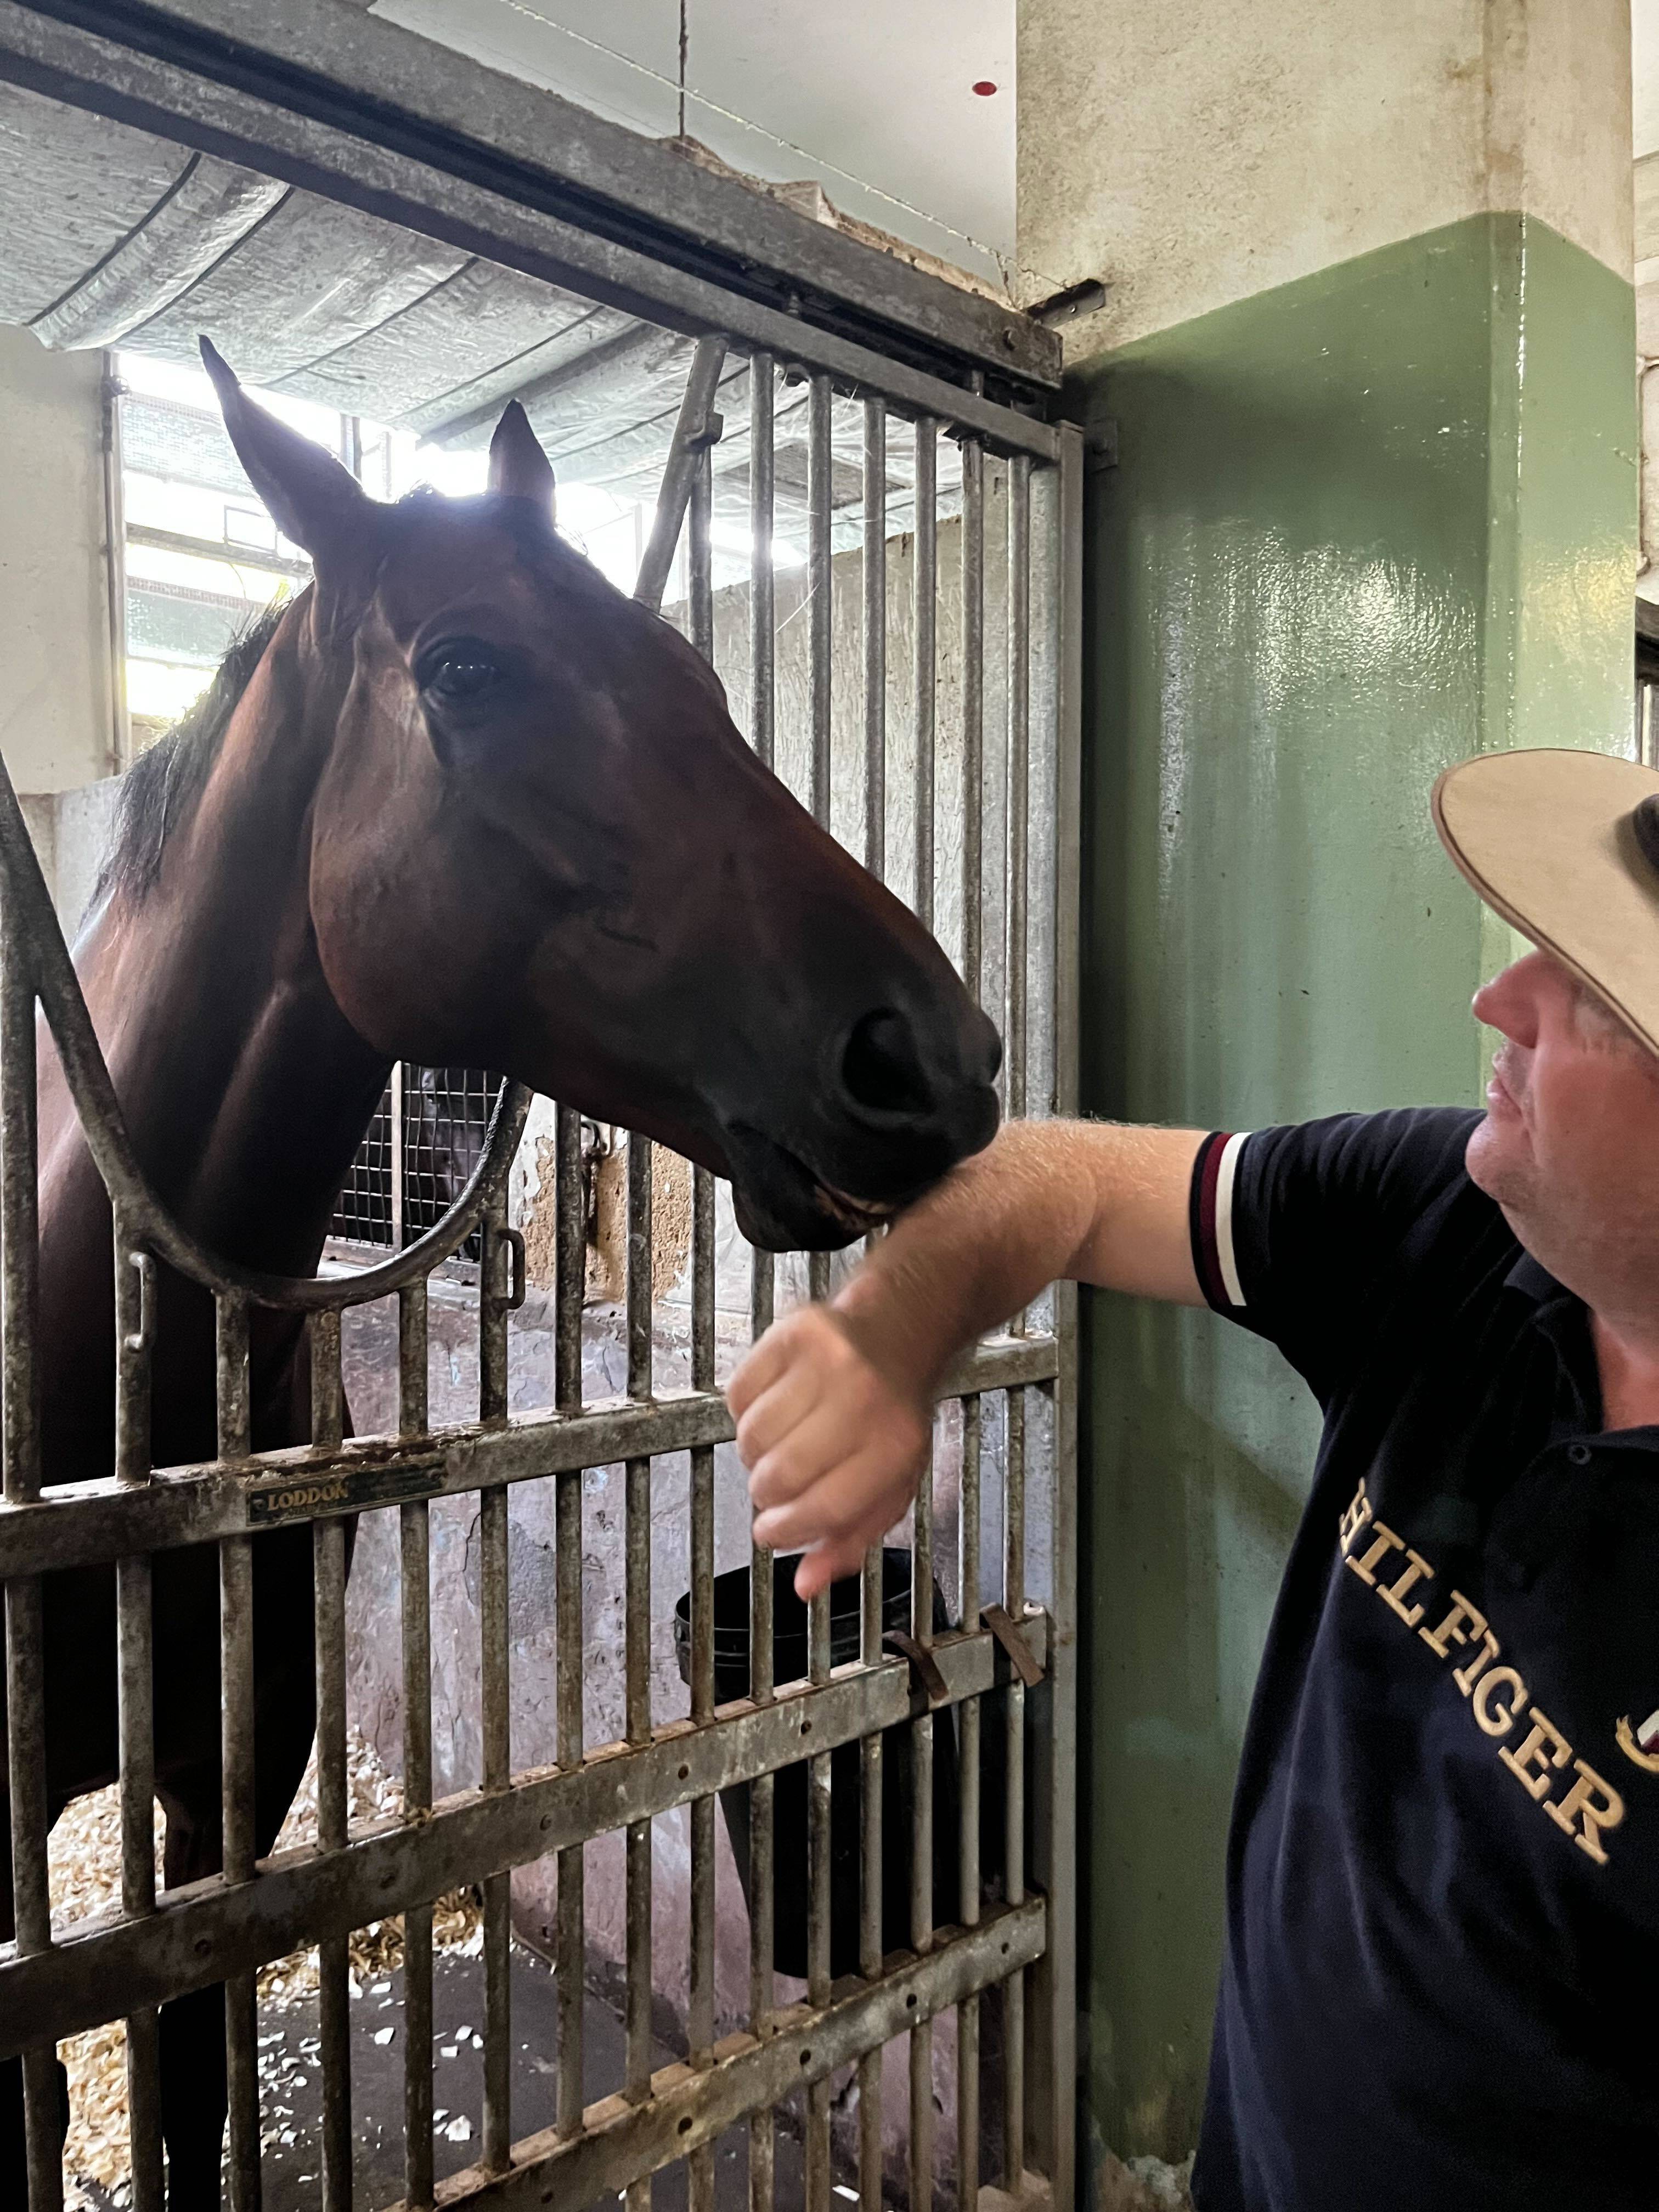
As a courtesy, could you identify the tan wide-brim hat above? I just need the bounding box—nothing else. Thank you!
[1432,748,1659,1059]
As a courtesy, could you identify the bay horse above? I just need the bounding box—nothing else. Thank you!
[1,340,1000,2206]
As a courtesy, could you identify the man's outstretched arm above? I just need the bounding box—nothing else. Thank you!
[728,1120,1206,1595]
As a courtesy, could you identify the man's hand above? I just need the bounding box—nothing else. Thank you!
[729,1306,932,1599]
[725,1121,1205,1600]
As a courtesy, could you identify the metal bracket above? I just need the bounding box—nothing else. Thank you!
[980,1603,1044,1688]
[882,1628,950,1707]
[1084,419,1120,473]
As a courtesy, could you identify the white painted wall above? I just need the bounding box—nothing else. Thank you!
[1020,0,1634,359]
[0,324,115,795]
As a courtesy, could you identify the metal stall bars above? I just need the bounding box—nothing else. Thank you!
[0,5,1081,2208]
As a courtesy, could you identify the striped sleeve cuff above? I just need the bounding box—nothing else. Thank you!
[1189,1130,1251,1316]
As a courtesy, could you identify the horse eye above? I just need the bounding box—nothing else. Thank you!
[420,646,504,703]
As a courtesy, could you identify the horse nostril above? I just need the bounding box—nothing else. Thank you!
[840,1009,934,1121]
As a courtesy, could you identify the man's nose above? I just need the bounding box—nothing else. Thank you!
[1472,952,1547,1045]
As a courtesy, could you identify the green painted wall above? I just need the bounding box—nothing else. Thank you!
[1072,212,1634,2172]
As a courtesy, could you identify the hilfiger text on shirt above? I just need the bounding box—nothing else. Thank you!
[1338,1477,1625,1865]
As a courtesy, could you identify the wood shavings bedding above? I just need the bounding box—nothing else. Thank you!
[46,1729,482,2208]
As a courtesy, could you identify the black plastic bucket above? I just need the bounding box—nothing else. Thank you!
[673,1549,960,1979]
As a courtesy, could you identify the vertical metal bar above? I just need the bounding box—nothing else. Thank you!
[399,1276,434,2203]
[863,398,886,878]
[480,1475,511,2174]
[690,442,714,664]
[746,359,778,2212]
[479,1156,515,2171]
[111,1208,161,2207]
[101,355,132,775]
[400,1482,435,2209]
[390,1060,405,1251]
[399,1278,428,1436]
[957,1402,984,2211]
[749,351,775,774]
[555,1103,586,2140]
[854,395,890,2212]
[1,888,52,2212]
[684,445,716,2197]
[212,1291,261,2210]
[314,1479,352,2212]
[913,419,938,930]
[624,1133,653,2212]
[687,1160,716,2212]
[961,437,985,994]
[479,1198,510,1426]
[744,542,776,2212]
[1007,453,1031,1128]
[805,1562,832,2212]
[1002,1390,1027,2197]
[1,893,41,1508]
[555,1108,585,1412]
[808,372,833,828]
[856,1531,884,2212]
[909,1448,935,2212]
[1029,431,1083,2212]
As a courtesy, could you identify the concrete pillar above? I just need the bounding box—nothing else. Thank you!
[0,325,117,799]
[1017,0,1635,2182]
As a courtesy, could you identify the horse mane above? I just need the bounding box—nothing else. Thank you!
[94,599,290,906]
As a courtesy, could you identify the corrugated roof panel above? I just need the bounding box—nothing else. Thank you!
[280,256,620,424]
[0,81,187,325]
[127,191,470,389]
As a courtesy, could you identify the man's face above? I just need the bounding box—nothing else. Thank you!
[1466,950,1659,1304]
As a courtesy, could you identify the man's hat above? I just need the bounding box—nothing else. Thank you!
[1432,748,1659,1058]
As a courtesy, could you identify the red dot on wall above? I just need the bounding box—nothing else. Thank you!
[972,80,998,95]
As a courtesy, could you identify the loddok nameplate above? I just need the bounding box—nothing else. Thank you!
[243,1455,446,1525]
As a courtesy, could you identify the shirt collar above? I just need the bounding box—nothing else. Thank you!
[1503,1249,1569,1306]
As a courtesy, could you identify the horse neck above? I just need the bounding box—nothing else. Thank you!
[54,615,390,1280]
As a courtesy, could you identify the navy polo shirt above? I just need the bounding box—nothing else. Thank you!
[1186,1107,1659,2212]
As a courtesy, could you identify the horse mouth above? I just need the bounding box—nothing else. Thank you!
[723,1125,907,1252]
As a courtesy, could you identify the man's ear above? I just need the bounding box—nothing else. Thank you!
[488,400,557,523]
[200,336,376,582]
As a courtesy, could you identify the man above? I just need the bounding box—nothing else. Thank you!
[728,747,1659,2210]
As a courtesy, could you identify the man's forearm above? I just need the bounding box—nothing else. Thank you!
[831,1119,1205,1396]
[831,1123,1106,1392]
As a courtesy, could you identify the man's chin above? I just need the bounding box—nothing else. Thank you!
[1465,1111,1530,1215]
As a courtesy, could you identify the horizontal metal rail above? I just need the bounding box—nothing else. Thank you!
[0,1611,1048,2056]
[410,1898,1047,2211]
[0,3,1062,456]
[0,1336,1058,1576]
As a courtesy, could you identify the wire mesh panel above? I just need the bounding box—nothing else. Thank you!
[332,1082,395,1248]
[0,20,1080,2212]
[331,1068,498,1258]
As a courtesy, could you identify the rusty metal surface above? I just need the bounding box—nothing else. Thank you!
[0,1338,1057,1578]
[411,1900,1046,2212]
[0,1616,1048,2063]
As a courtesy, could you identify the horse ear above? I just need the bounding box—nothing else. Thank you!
[488,400,557,521]
[199,336,372,573]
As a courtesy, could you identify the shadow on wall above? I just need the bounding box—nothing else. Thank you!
[1079,1287,1312,2170]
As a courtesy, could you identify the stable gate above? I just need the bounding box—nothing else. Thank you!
[0,6,1082,2208]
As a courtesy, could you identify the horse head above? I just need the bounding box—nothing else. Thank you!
[201,342,1000,1251]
